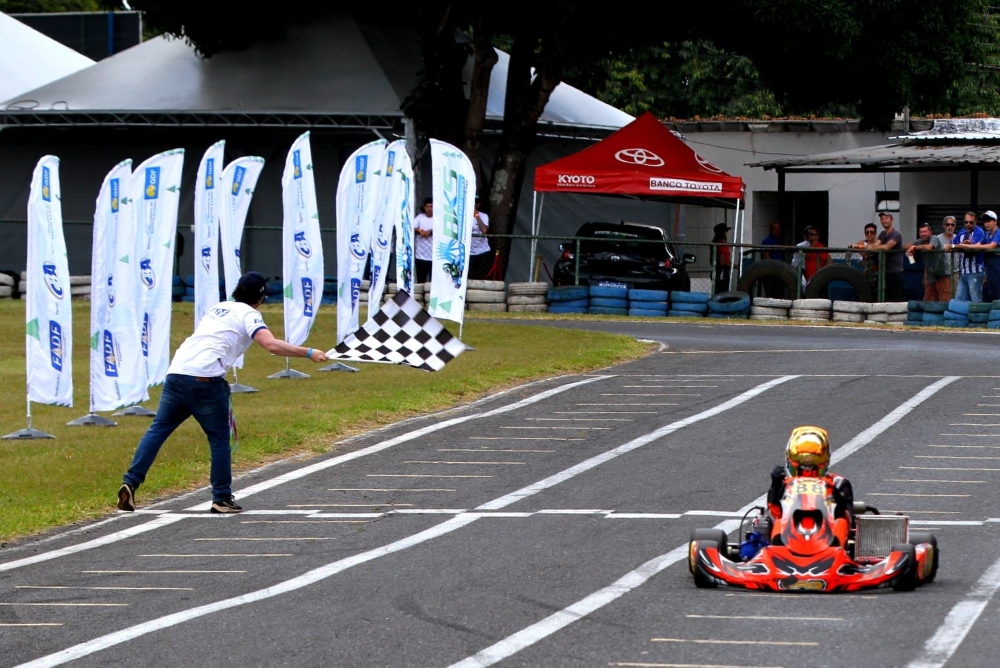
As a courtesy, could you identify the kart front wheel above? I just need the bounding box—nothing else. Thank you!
[690,528,730,570]
[909,532,939,583]
[692,540,720,589]
[891,543,919,591]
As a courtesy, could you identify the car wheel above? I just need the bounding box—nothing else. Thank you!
[891,543,919,591]
[909,532,939,583]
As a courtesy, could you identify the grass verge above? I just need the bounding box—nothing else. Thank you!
[0,300,651,542]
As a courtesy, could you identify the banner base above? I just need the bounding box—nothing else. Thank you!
[317,362,359,373]
[113,405,156,417]
[230,383,259,394]
[67,413,117,427]
[267,369,310,379]
[3,428,55,440]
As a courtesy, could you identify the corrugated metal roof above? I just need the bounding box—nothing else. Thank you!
[747,142,1000,169]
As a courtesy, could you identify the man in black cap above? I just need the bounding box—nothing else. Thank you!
[117,271,329,514]
[712,222,732,295]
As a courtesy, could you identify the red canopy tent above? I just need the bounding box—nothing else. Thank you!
[530,111,746,282]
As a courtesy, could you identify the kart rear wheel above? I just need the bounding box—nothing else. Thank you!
[692,540,720,589]
[690,528,730,571]
[891,543,919,591]
[909,532,939,583]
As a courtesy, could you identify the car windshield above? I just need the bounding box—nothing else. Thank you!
[577,224,672,259]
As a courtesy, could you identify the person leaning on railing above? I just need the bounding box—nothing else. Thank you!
[905,221,950,302]
[961,210,1000,302]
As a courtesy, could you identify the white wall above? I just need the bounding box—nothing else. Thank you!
[901,171,1000,238]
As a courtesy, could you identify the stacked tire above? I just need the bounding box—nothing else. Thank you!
[988,301,1000,330]
[181,274,196,302]
[865,302,888,324]
[789,298,831,322]
[21,272,92,300]
[884,302,909,325]
[628,289,669,317]
[832,301,867,324]
[943,300,970,327]
[588,284,628,316]
[547,285,589,314]
[323,276,337,305]
[0,271,13,299]
[507,282,548,312]
[707,291,751,319]
[750,297,790,321]
[920,301,947,326]
[668,291,710,317]
[466,279,507,312]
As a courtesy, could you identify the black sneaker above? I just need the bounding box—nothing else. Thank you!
[211,496,243,514]
[117,484,135,512]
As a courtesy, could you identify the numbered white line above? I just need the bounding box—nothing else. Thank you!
[403,461,524,465]
[82,570,245,574]
[15,586,194,591]
[366,474,492,478]
[916,455,1000,460]
[470,437,584,441]
[439,449,555,453]
[139,554,294,558]
[901,466,1000,471]
[0,603,128,608]
[686,614,843,622]
[650,638,818,647]
[867,493,970,498]
[883,479,986,483]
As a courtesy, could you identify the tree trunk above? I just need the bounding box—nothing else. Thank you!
[463,14,498,195]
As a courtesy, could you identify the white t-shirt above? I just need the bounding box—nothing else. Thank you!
[168,301,267,377]
[470,211,490,256]
[414,212,433,261]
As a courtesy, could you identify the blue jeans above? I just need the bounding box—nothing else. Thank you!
[123,374,233,501]
[955,272,984,302]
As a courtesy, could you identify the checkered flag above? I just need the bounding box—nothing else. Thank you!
[324,291,468,371]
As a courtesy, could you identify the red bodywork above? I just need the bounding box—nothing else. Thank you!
[690,478,937,592]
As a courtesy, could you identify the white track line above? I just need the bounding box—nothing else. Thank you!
[450,376,959,668]
[17,377,795,667]
[907,554,1000,668]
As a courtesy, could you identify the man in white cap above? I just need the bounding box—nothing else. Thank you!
[959,210,1000,301]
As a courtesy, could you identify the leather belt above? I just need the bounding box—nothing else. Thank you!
[194,377,213,382]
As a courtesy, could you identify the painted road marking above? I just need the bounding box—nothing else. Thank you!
[650,639,818,647]
[621,385,714,389]
[867,493,970,497]
[0,603,127,607]
[327,488,455,492]
[949,423,1000,426]
[916,455,1000,460]
[609,663,783,668]
[908,553,1000,668]
[927,445,1000,449]
[553,411,657,414]
[525,417,633,421]
[469,437,583,441]
[367,474,492,478]
[1,623,63,627]
[576,403,678,406]
[940,433,1000,437]
[901,466,1000,471]
[883,479,986,483]
[287,503,412,508]
[241,520,369,524]
[403,460,523,465]
[139,554,294,558]
[439,448,555,453]
[601,393,699,396]
[15,586,193,591]
[192,538,334,542]
[686,614,843,621]
[82,570,245,574]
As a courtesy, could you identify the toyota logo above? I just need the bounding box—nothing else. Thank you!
[695,152,724,174]
[611,255,621,262]
[615,148,664,167]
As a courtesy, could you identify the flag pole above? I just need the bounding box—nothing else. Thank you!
[268,357,309,379]
[230,366,258,393]
[3,397,55,440]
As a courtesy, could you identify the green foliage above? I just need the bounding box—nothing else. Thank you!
[0,0,102,11]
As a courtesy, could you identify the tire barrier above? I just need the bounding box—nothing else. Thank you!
[670,301,710,314]
[589,297,629,309]
[589,285,629,300]
[628,288,669,302]
[669,290,711,304]
[588,306,628,316]
[628,308,668,317]
[803,263,872,303]
[547,285,589,302]
[736,260,799,300]
[548,304,589,314]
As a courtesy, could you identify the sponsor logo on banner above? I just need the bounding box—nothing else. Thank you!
[556,174,596,187]
[438,168,468,288]
[294,231,312,258]
[205,157,215,189]
[301,277,314,317]
[144,167,160,199]
[386,150,396,177]
[201,246,212,272]
[349,233,366,260]
[141,314,149,357]
[49,320,64,371]
[110,178,120,212]
[235,247,241,260]
[42,261,64,299]
[350,277,361,306]
[650,177,722,193]
[103,330,119,377]
[232,165,246,195]
[293,150,302,180]
[695,153,725,173]
[42,166,52,201]
[140,258,155,288]
[615,148,664,167]
[107,274,116,307]
[355,155,367,183]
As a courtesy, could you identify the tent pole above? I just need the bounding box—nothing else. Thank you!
[731,199,742,290]
[530,192,542,282]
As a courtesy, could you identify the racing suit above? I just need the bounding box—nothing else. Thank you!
[767,465,854,546]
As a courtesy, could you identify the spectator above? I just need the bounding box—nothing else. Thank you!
[791,226,831,284]
[761,221,786,261]
[413,197,433,284]
[868,211,905,301]
[469,197,493,279]
[949,211,986,302]
[849,223,880,298]
[712,222,732,294]
[969,210,1000,301]
[938,215,959,296]
[905,221,950,302]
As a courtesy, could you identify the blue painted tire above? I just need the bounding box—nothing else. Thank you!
[922,312,945,323]
[968,312,990,323]
[969,301,993,314]
[670,290,711,304]
[670,301,710,314]
[667,309,705,317]
[549,298,589,309]
[943,320,969,328]
[628,308,668,317]
[947,299,971,315]
[989,320,1000,329]
[922,302,948,314]
[628,288,669,302]
[627,300,668,312]
[708,291,751,313]
[588,306,628,316]
[548,286,590,302]
[548,304,588,314]
[589,297,629,309]
[589,285,629,299]
[988,310,1000,321]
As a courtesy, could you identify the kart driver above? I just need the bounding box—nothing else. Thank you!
[766,426,855,547]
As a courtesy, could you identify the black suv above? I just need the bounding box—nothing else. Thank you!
[553,221,696,291]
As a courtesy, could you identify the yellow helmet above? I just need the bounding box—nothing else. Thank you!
[786,426,830,477]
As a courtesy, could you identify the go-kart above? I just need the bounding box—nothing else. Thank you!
[689,477,939,592]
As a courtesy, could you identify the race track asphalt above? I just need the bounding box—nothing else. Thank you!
[2,320,998,668]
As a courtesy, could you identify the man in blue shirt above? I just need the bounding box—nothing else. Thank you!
[760,221,786,262]
[950,211,986,302]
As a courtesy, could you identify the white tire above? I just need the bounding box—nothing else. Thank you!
[833,301,869,314]
[753,297,793,308]
[507,282,549,296]
[507,304,549,312]
[361,279,371,291]
[750,306,789,317]
[467,279,505,291]
[20,271,27,280]
[69,275,91,286]
[507,295,547,305]
[468,302,507,312]
[832,312,865,323]
[19,281,27,293]
[0,285,12,297]
[70,285,91,295]
[0,274,13,287]
[887,313,909,322]
[791,298,832,310]
[789,308,831,319]
[885,302,909,314]
[466,289,507,303]
[866,313,889,323]
[750,314,786,321]
[867,302,888,313]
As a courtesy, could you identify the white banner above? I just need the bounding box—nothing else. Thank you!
[428,139,476,325]
[390,142,416,297]
[194,140,225,329]
[26,156,73,407]
[367,142,402,316]
[134,148,184,387]
[335,139,385,342]
[281,132,324,346]
[89,160,148,411]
